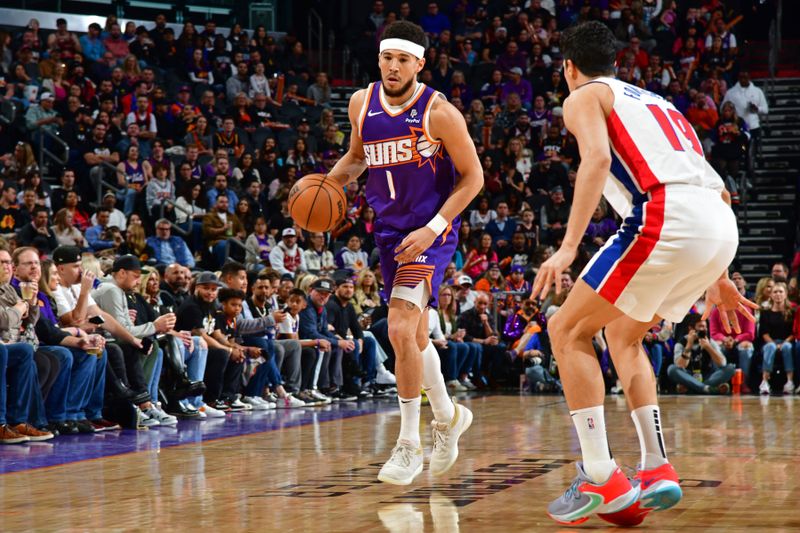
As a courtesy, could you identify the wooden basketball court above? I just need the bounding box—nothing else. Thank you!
[0,394,796,531]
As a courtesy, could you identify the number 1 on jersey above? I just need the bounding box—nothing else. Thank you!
[646,104,703,156]
[386,170,396,200]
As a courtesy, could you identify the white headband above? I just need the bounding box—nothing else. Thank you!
[379,38,425,59]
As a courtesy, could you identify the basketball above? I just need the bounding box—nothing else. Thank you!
[288,173,347,232]
[416,135,439,158]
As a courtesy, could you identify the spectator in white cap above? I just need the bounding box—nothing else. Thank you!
[269,227,307,278]
[455,274,476,313]
[90,191,127,231]
[500,66,533,108]
[25,91,62,136]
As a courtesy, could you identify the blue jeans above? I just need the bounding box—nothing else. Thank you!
[645,343,663,376]
[356,336,378,383]
[667,363,736,393]
[441,341,469,381]
[117,188,138,217]
[0,343,38,426]
[83,348,107,420]
[525,364,561,391]
[37,346,93,422]
[464,342,483,376]
[181,337,208,409]
[242,336,283,396]
[722,343,754,379]
[762,340,794,373]
[145,346,164,403]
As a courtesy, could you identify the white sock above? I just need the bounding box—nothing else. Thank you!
[570,405,617,482]
[398,396,421,446]
[421,341,455,423]
[631,405,669,470]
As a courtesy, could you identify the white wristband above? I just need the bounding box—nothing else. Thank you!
[426,214,448,236]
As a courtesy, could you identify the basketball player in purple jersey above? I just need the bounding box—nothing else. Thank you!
[525,22,758,525]
[324,21,482,485]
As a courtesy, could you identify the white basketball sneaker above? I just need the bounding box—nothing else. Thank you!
[429,401,473,476]
[377,439,424,485]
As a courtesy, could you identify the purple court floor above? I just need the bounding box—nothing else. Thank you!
[0,401,400,475]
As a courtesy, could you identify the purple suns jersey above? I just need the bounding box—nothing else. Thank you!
[358,82,459,234]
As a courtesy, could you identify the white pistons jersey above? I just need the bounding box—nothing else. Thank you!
[587,77,724,219]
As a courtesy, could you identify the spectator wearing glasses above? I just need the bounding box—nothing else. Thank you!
[146,218,195,267]
[0,248,54,443]
[16,249,118,434]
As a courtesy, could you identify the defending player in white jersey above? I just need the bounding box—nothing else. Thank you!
[528,22,758,526]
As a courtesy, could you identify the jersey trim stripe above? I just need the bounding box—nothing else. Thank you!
[583,204,644,291]
[610,151,647,203]
[378,82,427,117]
[422,91,442,144]
[597,187,665,302]
[357,83,375,138]
[607,111,660,191]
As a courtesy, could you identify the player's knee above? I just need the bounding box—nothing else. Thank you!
[415,329,429,351]
[547,312,571,350]
[388,318,416,348]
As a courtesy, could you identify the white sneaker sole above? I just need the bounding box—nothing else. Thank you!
[430,405,473,477]
[377,462,424,486]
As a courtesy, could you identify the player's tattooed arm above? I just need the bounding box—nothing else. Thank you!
[327,89,369,188]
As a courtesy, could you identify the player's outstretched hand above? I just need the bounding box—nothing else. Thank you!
[701,277,759,334]
[529,246,576,302]
[394,227,437,264]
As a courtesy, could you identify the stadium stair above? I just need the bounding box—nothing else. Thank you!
[736,77,799,281]
[330,86,362,135]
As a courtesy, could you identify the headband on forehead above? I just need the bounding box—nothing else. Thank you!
[379,38,425,59]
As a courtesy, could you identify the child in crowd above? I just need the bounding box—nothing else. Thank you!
[278,288,329,405]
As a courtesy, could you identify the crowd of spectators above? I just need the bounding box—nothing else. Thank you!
[0,1,784,444]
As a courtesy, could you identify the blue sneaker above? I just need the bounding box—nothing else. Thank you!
[547,462,640,525]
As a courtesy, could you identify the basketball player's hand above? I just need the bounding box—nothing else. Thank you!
[530,246,576,301]
[394,227,437,264]
[701,277,759,334]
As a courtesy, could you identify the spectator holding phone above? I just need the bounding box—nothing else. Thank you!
[92,254,178,425]
[668,314,734,394]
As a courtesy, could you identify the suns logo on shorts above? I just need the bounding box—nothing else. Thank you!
[363,126,442,171]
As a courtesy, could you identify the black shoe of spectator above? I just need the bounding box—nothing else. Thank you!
[165,401,201,419]
[90,418,122,432]
[74,419,97,433]
[172,378,207,400]
[331,390,358,402]
[211,399,232,412]
[40,425,58,437]
[110,378,150,405]
[48,421,77,435]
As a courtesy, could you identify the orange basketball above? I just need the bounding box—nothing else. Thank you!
[288,174,347,232]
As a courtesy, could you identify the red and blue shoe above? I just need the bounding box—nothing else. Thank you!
[598,463,682,527]
[547,462,641,525]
